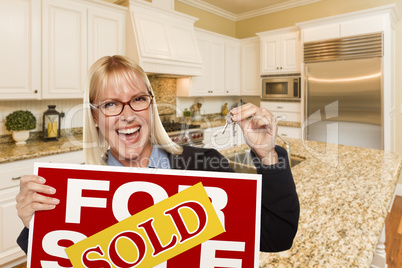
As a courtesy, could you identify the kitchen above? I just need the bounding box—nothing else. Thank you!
[1,0,402,267]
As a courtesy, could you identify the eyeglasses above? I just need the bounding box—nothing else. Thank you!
[90,95,153,117]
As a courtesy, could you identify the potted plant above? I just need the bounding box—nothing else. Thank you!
[5,110,37,145]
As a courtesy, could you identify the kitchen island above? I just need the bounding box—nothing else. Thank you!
[221,138,402,267]
[1,132,401,267]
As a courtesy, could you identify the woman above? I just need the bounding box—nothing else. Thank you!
[16,55,299,254]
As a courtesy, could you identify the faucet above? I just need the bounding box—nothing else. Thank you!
[276,134,291,164]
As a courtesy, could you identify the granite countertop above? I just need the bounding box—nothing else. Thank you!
[221,139,402,267]
[0,130,83,164]
[1,127,401,267]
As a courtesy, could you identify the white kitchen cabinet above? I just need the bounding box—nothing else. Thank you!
[240,37,260,96]
[177,29,241,97]
[190,37,213,95]
[191,30,225,96]
[277,126,301,139]
[260,101,301,139]
[225,40,241,95]
[301,14,386,43]
[0,0,125,100]
[258,27,301,75]
[42,0,88,99]
[302,23,340,43]
[0,187,25,268]
[0,151,84,267]
[42,0,126,99]
[0,0,41,99]
[203,125,244,150]
[261,101,301,123]
[88,5,126,67]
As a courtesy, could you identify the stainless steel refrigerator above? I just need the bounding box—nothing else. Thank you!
[304,33,383,150]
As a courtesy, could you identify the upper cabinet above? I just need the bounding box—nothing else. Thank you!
[225,39,241,96]
[42,0,88,99]
[300,14,390,43]
[0,0,41,99]
[257,27,301,75]
[177,29,240,97]
[240,37,260,96]
[0,0,126,100]
[42,0,126,99]
[87,5,126,67]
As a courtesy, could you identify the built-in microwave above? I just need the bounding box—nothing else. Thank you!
[261,74,301,100]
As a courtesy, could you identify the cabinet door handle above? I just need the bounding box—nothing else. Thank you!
[281,133,288,137]
[276,106,283,109]
[12,176,21,180]
[34,90,38,94]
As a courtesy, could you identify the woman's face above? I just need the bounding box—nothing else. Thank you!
[92,74,152,167]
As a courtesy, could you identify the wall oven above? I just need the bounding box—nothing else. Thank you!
[262,74,301,100]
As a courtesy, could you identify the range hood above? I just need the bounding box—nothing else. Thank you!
[126,0,203,76]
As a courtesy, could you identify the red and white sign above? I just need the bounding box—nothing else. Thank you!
[27,163,262,268]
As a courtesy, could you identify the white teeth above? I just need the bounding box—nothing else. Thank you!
[118,127,140,135]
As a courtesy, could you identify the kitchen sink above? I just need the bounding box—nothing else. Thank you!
[227,151,304,174]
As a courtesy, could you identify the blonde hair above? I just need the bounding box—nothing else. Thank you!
[83,55,183,165]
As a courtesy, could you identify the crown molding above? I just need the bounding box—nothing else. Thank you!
[238,0,322,20]
[177,0,237,21]
[177,0,323,21]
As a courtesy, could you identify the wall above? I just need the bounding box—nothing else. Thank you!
[174,1,236,37]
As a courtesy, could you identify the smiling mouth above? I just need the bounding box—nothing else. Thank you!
[117,126,141,141]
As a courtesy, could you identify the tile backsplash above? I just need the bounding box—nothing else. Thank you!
[148,76,177,115]
[0,99,83,136]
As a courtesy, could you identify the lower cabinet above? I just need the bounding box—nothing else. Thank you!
[203,125,244,150]
[260,101,301,139]
[0,187,25,268]
[0,150,84,267]
[277,126,301,139]
[260,101,301,122]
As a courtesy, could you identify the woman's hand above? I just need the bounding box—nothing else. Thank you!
[16,175,59,228]
[230,103,278,165]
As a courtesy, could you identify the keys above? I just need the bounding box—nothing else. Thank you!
[232,119,236,137]
[222,113,234,135]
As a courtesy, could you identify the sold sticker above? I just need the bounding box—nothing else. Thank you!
[65,182,224,267]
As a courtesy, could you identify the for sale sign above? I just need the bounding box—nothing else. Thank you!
[27,163,262,268]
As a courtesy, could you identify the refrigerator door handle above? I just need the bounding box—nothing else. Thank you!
[304,65,309,135]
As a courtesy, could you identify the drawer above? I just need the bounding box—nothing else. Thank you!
[0,151,84,190]
[261,101,301,113]
[273,111,301,122]
[204,125,244,150]
[277,126,301,139]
